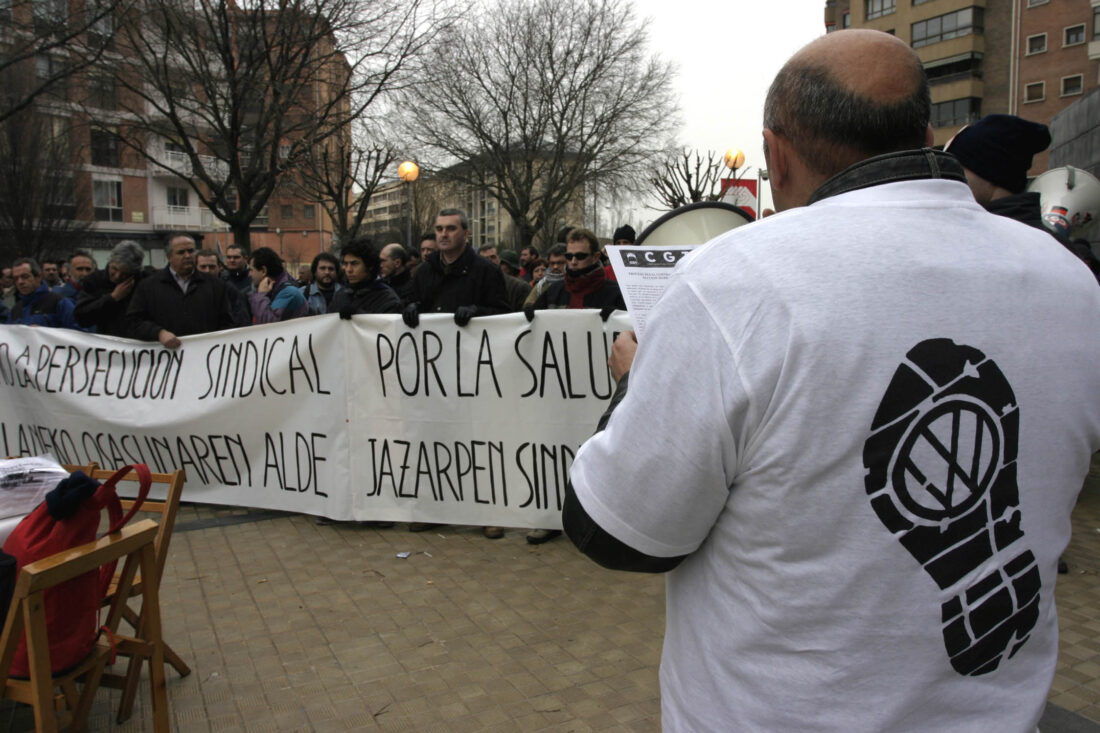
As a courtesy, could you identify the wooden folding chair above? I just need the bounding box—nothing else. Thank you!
[60,463,98,474]
[91,467,190,723]
[0,519,168,732]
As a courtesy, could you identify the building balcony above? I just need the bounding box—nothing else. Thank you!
[149,149,230,180]
[151,205,229,231]
[149,150,193,178]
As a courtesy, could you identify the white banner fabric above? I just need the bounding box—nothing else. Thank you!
[0,311,630,529]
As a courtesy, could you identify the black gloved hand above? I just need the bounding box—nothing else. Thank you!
[453,305,477,327]
[338,303,356,320]
[599,305,618,322]
[523,305,535,322]
[402,303,420,328]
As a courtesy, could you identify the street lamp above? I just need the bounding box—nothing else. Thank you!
[398,160,420,250]
[723,148,769,219]
[723,148,745,174]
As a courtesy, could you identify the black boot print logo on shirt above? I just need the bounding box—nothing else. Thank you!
[863,338,1040,676]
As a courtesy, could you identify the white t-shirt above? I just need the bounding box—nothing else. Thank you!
[571,178,1100,732]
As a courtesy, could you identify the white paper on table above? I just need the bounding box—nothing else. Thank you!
[606,244,701,338]
[0,456,69,520]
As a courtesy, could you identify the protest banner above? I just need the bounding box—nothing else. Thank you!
[0,311,629,529]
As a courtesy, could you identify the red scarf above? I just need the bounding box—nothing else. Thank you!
[564,264,606,308]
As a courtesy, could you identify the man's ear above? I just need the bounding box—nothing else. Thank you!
[762,128,790,209]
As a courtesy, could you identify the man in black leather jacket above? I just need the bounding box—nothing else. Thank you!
[403,208,509,328]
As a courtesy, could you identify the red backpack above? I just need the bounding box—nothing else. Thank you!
[2,463,150,676]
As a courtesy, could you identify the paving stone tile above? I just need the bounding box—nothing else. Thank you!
[20,455,1096,731]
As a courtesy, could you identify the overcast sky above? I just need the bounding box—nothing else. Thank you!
[625,0,825,219]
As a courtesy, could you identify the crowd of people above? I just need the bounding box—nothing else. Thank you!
[0,208,632,545]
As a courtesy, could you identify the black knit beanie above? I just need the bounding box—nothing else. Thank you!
[612,225,636,243]
[946,114,1051,194]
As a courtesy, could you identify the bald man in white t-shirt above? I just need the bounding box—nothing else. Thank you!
[565,30,1100,732]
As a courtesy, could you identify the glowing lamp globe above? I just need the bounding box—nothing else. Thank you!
[398,161,420,182]
[724,148,745,170]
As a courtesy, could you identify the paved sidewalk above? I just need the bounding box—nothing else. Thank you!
[2,456,1099,731]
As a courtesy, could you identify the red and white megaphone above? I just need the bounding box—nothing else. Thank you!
[1027,166,1100,239]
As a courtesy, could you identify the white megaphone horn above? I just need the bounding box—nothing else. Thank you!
[1027,166,1100,240]
[635,201,753,247]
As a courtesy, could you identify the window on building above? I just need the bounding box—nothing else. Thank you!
[93,179,123,222]
[46,174,77,220]
[87,74,116,109]
[221,186,237,210]
[86,2,113,48]
[930,97,981,128]
[0,0,12,22]
[1064,24,1085,46]
[90,128,120,167]
[166,186,189,208]
[924,52,983,84]
[35,54,67,100]
[1024,81,1045,103]
[303,204,315,219]
[866,0,895,19]
[1061,74,1084,96]
[913,0,932,5]
[45,116,69,160]
[912,7,983,48]
[1026,33,1047,55]
[1026,0,1048,6]
[842,12,850,27]
[32,0,65,36]
[1094,5,1100,38]
[281,204,294,219]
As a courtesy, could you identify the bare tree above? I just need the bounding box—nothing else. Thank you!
[406,172,444,244]
[400,0,678,250]
[293,120,401,246]
[0,100,91,263]
[110,0,442,251]
[0,0,133,124]
[649,148,730,210]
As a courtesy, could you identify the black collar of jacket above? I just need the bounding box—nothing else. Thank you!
[430,243,479,277]
[808,148,966,206]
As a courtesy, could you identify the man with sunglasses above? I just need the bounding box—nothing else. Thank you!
[530,227,624,318]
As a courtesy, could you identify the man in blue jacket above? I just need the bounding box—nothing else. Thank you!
[247,246,309,323]
[7,258,83,329]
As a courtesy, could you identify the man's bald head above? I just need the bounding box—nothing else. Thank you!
[764,30,930,180]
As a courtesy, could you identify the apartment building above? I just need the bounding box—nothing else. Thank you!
[824,0,1100,173]
[3,0,342,269]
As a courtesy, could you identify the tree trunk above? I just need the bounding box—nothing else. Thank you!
[512,214,536,251]
[232,224,252,253]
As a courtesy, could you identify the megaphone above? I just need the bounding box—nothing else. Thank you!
[1027,166,1100,239]
[635,201,753,247]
